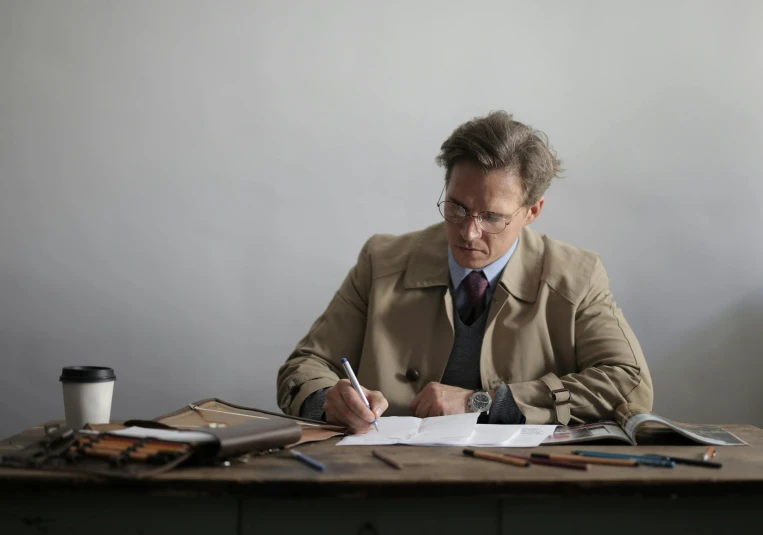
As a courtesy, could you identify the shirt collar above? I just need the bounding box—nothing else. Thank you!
[448,237,519,292]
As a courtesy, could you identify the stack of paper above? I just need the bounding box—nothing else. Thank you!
[336,413,556,447]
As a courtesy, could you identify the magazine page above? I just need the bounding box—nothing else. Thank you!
[615,404,748,446]
[542,421,633,445]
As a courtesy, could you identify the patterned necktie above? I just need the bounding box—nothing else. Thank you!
[461,270,489,326]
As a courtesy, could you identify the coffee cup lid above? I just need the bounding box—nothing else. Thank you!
[60,366,116,383]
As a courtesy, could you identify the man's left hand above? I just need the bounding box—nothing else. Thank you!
[409,382,472,418]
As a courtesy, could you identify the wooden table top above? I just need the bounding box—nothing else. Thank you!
[2,422,763,498]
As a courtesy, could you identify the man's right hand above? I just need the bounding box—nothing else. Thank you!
[324,379,388,434]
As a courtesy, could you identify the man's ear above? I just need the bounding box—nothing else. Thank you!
[523,197,544,225]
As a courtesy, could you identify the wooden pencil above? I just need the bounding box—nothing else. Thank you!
[94,438,189,453]
[372,449,403,469]
[504,454,589,471]
[531,453,638,467]
[92,435,190,450]
[106,442,186,454]
[69,445,168,462]
[463,449,529,467]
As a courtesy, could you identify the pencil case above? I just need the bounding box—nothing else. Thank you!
[0,417,302,479]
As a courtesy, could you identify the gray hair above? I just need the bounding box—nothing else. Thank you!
[435,111,563,206]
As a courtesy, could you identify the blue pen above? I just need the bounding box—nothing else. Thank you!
[341,358,380,432]
[641,453,722,468]
[290,449,326,472]
[572,450,676,468]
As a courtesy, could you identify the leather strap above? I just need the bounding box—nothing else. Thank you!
[540,373,571,425]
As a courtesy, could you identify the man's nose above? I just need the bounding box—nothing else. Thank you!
[460,215,482,240]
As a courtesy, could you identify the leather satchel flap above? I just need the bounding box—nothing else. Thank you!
[200,418,302,458]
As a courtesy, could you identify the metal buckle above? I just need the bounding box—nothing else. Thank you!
[550,388,571,405]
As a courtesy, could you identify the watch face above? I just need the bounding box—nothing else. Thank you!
[471,392,491,412]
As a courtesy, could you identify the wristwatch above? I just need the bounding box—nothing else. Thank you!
[467,390,492,414]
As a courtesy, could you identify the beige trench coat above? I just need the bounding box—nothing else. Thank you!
[277,223,653,424]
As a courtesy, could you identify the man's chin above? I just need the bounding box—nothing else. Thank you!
[454,248,488,269]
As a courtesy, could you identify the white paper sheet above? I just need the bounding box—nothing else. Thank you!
[336,414,557,447]
[337,413,478,446]
[405,413,480,445]
[505,425,558,447]
[470,425,521,446]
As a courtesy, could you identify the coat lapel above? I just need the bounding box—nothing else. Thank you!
[498,226,542,304]
[401,223,454,384]
[402,223,451,290]
[482,226,544,388]
[483,227,543,329]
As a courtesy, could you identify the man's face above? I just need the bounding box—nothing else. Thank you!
[444,161,543,269]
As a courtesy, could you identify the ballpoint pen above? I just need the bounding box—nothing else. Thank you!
[642,453,722,469]
[341,358,379,432]
[290,449,326,472]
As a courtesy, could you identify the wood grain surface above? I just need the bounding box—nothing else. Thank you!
[2,422,762,498]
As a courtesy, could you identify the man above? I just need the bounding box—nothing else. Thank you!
[277,111,653,433]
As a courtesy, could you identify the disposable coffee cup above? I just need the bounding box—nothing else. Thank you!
[59,366,116,429]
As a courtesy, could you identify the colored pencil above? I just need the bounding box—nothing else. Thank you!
[82,437,189,453]
[463,449,529,467]
[531,453,638,467]
[372,449,403,470]
[571,450,675,468]
[89,435,190,450]
[504,453,589,471]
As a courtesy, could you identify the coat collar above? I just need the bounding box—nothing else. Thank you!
[403,222,542,303]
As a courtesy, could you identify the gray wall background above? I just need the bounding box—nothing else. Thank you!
[1,0,761,438]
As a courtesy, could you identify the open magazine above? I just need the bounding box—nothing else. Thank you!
[542,403,747,446]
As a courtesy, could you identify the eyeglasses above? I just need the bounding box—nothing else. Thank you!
[436,184,523,234]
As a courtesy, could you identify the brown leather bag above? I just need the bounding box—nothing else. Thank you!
[0,400,332,479]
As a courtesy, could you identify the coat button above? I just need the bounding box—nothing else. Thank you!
[405,368,420,382]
